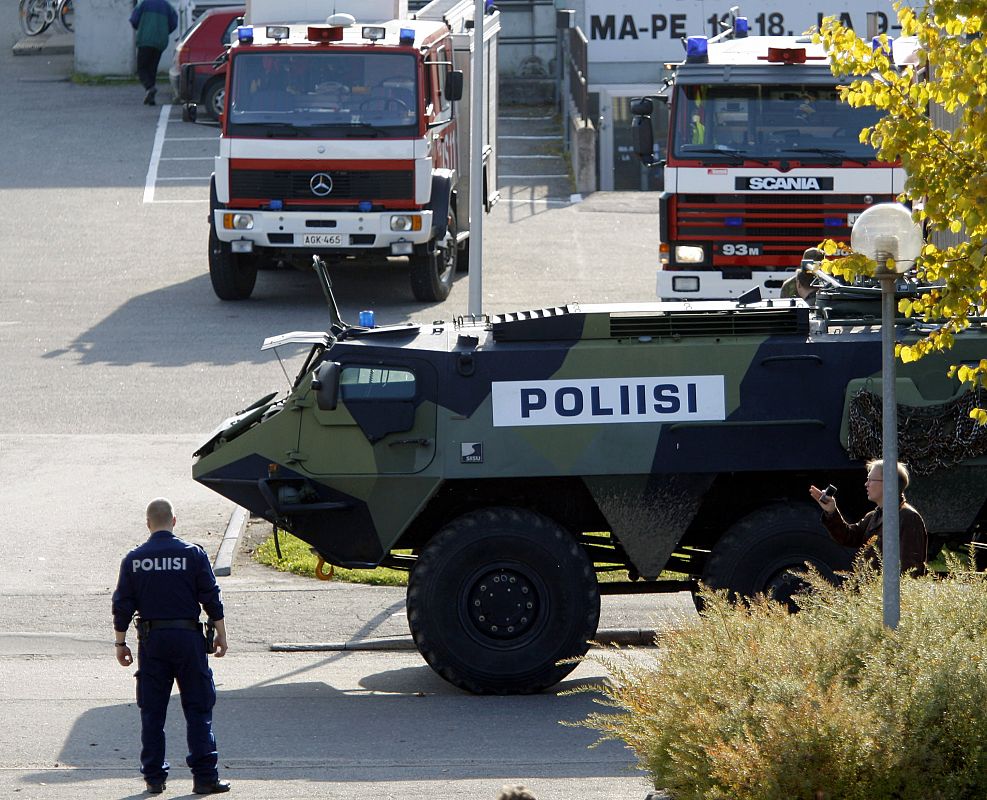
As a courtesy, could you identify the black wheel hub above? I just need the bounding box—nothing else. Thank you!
[466,567,539,640]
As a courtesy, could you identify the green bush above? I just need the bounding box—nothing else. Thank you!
[577,556,987,800]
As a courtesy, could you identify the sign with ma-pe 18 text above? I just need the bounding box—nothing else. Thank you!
[585,0,901,64]
[492,376,726,428]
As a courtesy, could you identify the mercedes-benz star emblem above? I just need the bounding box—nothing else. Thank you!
[310,172,333,197]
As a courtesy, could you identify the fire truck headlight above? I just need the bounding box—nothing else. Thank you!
[223,213,254,231]
[672,276,701,293]
[675,245,704,264]
[390,215,422,232]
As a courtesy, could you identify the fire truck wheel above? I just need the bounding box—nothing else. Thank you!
[698,503,853,612]
[202,78,225,121]
[407,507,600,694]
[209,225,258,301]
[410,207,456,301]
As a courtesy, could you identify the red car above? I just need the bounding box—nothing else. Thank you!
[169,7,244,120]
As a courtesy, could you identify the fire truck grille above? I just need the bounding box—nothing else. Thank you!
[676,193,898,257]
[230,169,414,200]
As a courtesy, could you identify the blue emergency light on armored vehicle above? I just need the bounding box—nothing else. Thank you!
[193,257,987,695]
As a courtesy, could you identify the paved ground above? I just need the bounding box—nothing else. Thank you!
[0,20,679,800]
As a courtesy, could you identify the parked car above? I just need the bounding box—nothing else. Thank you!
[169,6,243,120]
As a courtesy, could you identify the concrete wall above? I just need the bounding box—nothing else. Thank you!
[569,100,595,195]
[75,0,136,76]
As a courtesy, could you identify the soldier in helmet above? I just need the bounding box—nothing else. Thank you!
[112,498,231,795]
[780,246,825,303]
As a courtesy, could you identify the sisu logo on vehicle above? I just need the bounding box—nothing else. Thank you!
[461,442,483,463]
[491,376,726,427]
[736,176,834,191]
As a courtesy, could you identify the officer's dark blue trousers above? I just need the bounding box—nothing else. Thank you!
[136,629,218,783]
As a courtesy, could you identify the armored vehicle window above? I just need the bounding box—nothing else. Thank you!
[340,366,416,401]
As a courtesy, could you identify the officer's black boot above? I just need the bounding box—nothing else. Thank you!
[145,779,166,794]
[193,779,231,794]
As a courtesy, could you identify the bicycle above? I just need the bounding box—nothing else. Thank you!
[18,0,74,37]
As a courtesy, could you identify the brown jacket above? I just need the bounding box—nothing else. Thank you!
[822,501,928,574]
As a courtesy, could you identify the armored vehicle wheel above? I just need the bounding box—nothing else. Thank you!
[410,208,456,302]
[699,503,854,612]
[209,225,257,301]
[407,507,600,694]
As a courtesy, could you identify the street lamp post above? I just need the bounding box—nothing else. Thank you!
[849,203,924,629]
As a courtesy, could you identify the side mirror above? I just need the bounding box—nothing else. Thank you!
[630,97,653,116]
[632,114,656,165]
[445,70,463,102]
[312,361,341,411]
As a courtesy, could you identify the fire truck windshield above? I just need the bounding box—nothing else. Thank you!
[672,84,885,163]
[227,51,419,137]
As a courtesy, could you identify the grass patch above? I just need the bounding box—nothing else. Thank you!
[575,553,987,800]
[252,527,665,586]
[253,529,408,586]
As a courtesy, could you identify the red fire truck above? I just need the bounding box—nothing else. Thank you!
[184,0,499,302]
[633,12,905,301]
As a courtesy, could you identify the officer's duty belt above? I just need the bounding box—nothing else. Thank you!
[142,619,202,631]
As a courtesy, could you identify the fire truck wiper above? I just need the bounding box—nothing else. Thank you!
[683,146,772,166]
[782,147,868,166]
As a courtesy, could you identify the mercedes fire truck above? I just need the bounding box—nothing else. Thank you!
[183,0,499,303]
[633,12,905,301]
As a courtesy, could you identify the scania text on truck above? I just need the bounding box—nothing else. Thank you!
[182,0,499,302]
[633,11,904,301]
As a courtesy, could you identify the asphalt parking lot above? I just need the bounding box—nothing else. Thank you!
[0,23,673,799]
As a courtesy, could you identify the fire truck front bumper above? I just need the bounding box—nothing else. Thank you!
[213,209,435,254]
[657,268,795,301]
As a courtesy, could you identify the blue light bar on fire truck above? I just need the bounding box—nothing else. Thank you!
[399,27,415,46]
[734,16,749,37]
[236,25,254,44]
[685,36,708,63]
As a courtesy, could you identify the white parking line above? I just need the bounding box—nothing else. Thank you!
[142,104,172,204]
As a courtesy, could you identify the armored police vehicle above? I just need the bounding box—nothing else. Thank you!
[193,260,987,694]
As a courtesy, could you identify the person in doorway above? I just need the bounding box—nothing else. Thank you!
[112,497,231,794]
[809,459,928,574]
[130,0,178,106]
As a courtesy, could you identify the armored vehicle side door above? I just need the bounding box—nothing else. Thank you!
[298,358,437,476]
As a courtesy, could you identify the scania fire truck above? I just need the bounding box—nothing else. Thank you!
[185,0,499,302]
[633,12,904,301]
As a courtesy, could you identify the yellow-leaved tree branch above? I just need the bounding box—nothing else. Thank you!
[814,0,987,423]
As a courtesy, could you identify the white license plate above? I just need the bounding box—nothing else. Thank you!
[847,213,860,226]
[302,234,343,246]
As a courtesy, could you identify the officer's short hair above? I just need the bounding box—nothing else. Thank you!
[496,786,538,800]
[146,498,175,528]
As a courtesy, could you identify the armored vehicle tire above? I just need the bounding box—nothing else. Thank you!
[209,225,258,301]
[409,208,456,302]
[407,507,600,694]
[699,503,854,612]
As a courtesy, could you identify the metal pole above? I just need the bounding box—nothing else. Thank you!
[467,0,484,317]
[878,261,901,629]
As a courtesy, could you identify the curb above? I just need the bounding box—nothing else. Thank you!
[271,628,661,653]
[213,505,248,577]
[12,32,74,56]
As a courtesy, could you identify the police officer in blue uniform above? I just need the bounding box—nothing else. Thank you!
[112,498,231,795]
